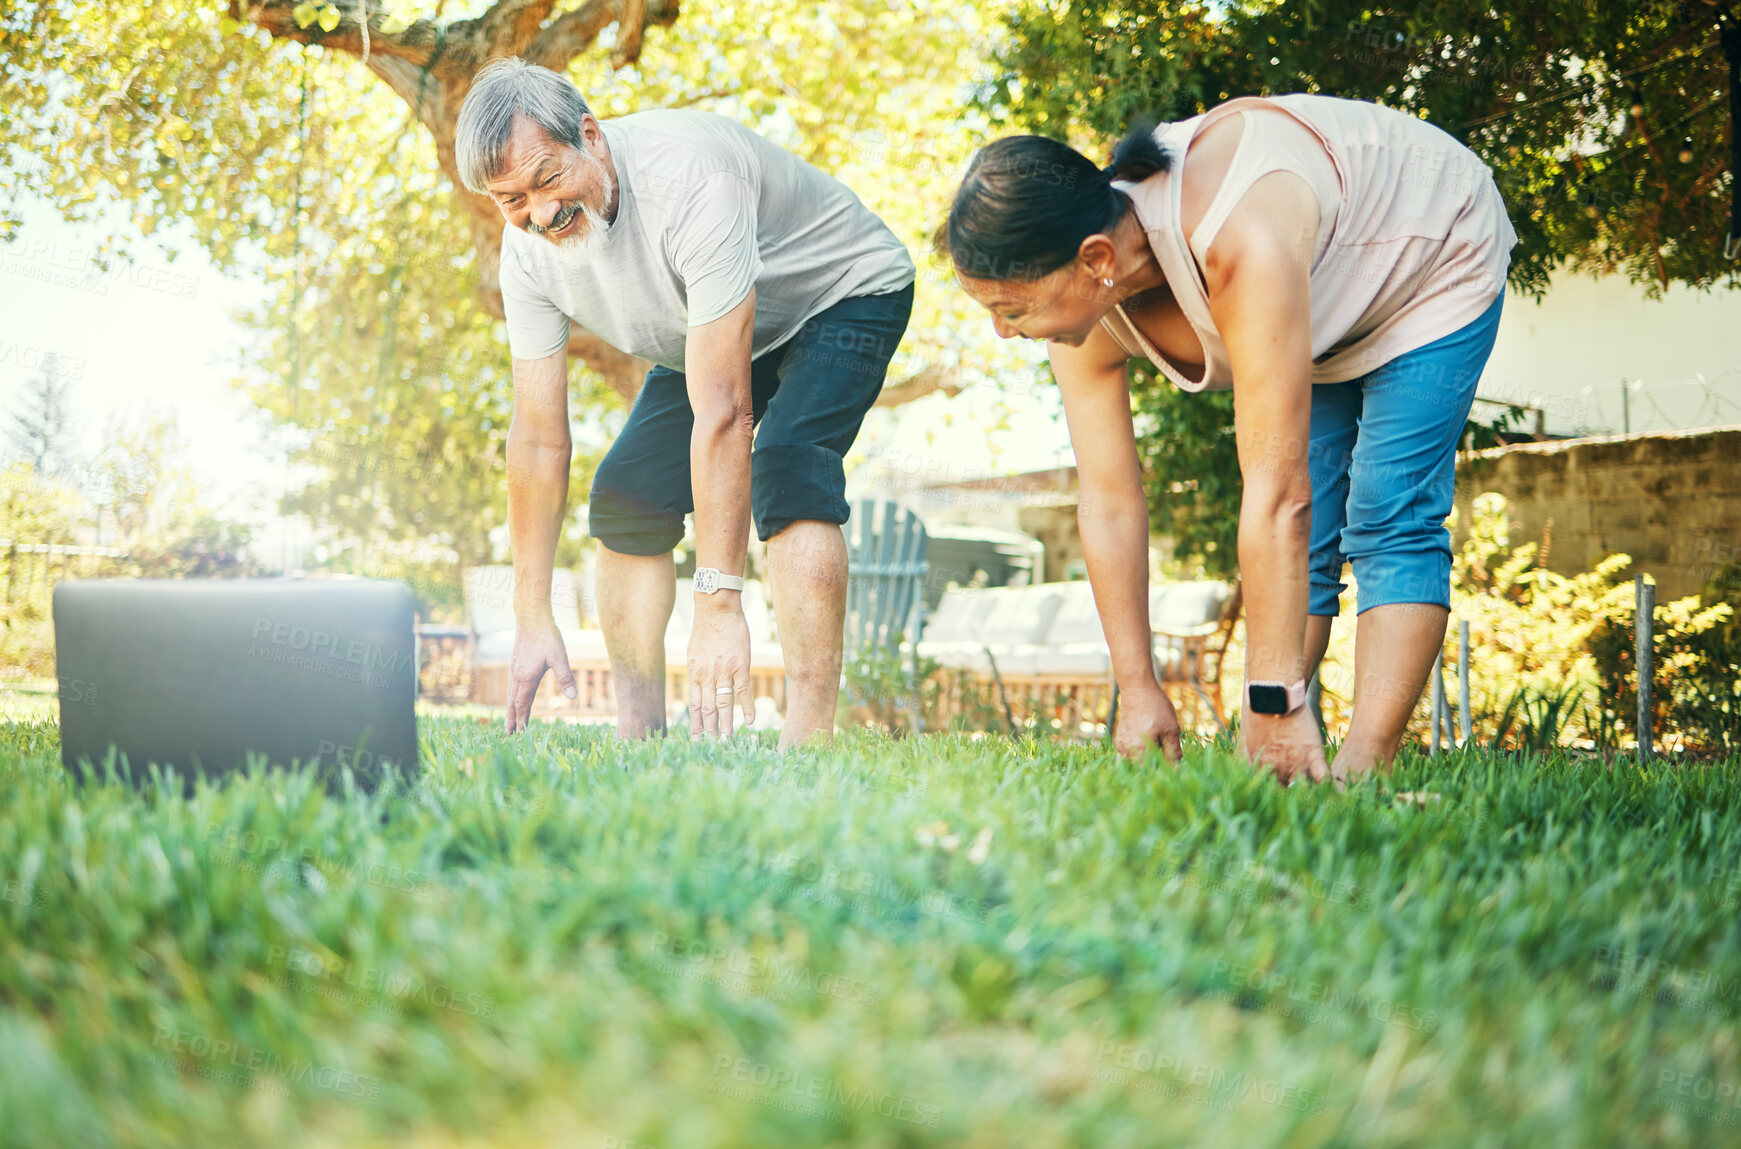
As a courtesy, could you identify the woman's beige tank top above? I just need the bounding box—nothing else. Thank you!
[1100,93,1517,391]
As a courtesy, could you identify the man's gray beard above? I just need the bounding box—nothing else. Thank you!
[551,193,611,255]
[533,157,615,256]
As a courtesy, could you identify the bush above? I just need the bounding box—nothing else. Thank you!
[1591,560,1741,756]
[1449,493,1733,753]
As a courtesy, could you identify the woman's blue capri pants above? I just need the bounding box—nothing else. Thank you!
[1307,292,1505,616]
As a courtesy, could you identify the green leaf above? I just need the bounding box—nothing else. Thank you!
[317,5,342,32]
[379,15,408,34]
[291,2,318,29]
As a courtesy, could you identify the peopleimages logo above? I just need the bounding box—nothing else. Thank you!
[150,1025,383,1100]
[1654,1069,1741,1126]
[1206,960,1441,1033]
[646,931,880,1005]
[248,617,414,686]
[1095,1041,1327,1114]
[206,824,435,900]
[266,944,496,1018]
[2,239,201,299]
[709,1055,943,1128]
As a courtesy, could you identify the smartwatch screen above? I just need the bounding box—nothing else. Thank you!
[1248,683,1289,715]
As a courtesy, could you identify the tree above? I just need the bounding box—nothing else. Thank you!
[988,0,1741,573]
[5,371,76,479]
[87,410,203,550]
[2,0,1010,567]
[1129,371,1239,579]
[988,0,1741,294]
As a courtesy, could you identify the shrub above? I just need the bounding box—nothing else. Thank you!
[1591,559,1741,756]
[1449,493,1732,753]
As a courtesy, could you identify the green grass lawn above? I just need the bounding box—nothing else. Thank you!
[3,714,1741,1148]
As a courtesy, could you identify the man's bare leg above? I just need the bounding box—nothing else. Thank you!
[765,520,848,750]
[597,545,676,738]
[1333,602,1449,778]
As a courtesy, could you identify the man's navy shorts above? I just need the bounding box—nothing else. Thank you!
[587,284,915,555]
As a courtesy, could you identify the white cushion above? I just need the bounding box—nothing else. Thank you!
[1151,580,1230,633]
[977,587,1065,646]
[920,589,980,644]
[565,629,611,662]
[1041,582,1106,646]
[1019,641,1113,678]
[916,639,991,672]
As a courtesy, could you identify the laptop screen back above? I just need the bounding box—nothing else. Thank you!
[53,579,418,790]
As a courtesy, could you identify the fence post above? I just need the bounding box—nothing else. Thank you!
[1429,650,1444,756]
[1636,574,1655,764]
[1458,619,1472,747]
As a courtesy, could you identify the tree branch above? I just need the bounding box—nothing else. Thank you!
[234,0,442,68]
[610,0,646,67]
[241,0,687,403]
[447,0,559,61]
[364,54,437,117]
[566,327,652,400]
[873,365,966,409]
[523,0,618,70]
[523,0,682,72]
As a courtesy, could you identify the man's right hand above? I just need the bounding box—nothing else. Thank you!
[505,618,577,734]
[1114,683,1184,762]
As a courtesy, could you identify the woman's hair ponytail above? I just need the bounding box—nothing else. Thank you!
[1105,119,1170,182]
[941,120,1170,284]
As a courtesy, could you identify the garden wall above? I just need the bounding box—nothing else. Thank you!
[1453,425,1741,602]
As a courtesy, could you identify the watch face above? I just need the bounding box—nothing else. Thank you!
[694,568,717,594]
[1248,683,1289,715]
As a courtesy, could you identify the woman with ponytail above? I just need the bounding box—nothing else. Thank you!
[944,95,1516,782]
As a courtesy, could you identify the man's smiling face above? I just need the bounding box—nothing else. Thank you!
[485,113,619,251]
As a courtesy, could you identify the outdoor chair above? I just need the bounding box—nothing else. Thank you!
[842,499,931,727]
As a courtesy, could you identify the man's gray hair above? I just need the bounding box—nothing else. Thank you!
[455,57,593,193]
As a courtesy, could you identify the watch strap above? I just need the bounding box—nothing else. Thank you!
[693,567,745,594]
[1247,678,1309,715]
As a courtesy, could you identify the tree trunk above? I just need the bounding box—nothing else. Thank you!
[241,0,675,401]
[238,0,945,408]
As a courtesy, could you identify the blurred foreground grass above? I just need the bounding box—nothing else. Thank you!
[2,712,1740,1148]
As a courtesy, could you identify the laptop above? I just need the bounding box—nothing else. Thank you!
[53,578,419,791]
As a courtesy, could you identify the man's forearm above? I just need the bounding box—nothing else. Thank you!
[506,434,571,622]
[1079,501,1162,692]
[689,414,753,582]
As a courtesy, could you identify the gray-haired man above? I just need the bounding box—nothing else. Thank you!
[455,58,915,747]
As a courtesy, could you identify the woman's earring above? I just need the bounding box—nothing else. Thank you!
[1102,278,1115,288]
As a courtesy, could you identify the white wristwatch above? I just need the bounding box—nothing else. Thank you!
[692,566,745,595]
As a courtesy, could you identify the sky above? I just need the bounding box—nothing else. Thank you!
[0,194,284,525]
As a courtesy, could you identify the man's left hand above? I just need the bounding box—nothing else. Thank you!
[689,595,754,738]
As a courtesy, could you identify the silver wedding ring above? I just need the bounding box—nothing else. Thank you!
[715,687,734,695]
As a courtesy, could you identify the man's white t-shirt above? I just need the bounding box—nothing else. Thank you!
[498,109,916,373]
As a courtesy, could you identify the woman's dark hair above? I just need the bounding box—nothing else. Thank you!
[940,120,1170,284]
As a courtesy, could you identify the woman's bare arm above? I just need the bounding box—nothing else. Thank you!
[1050,323,1182,759]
